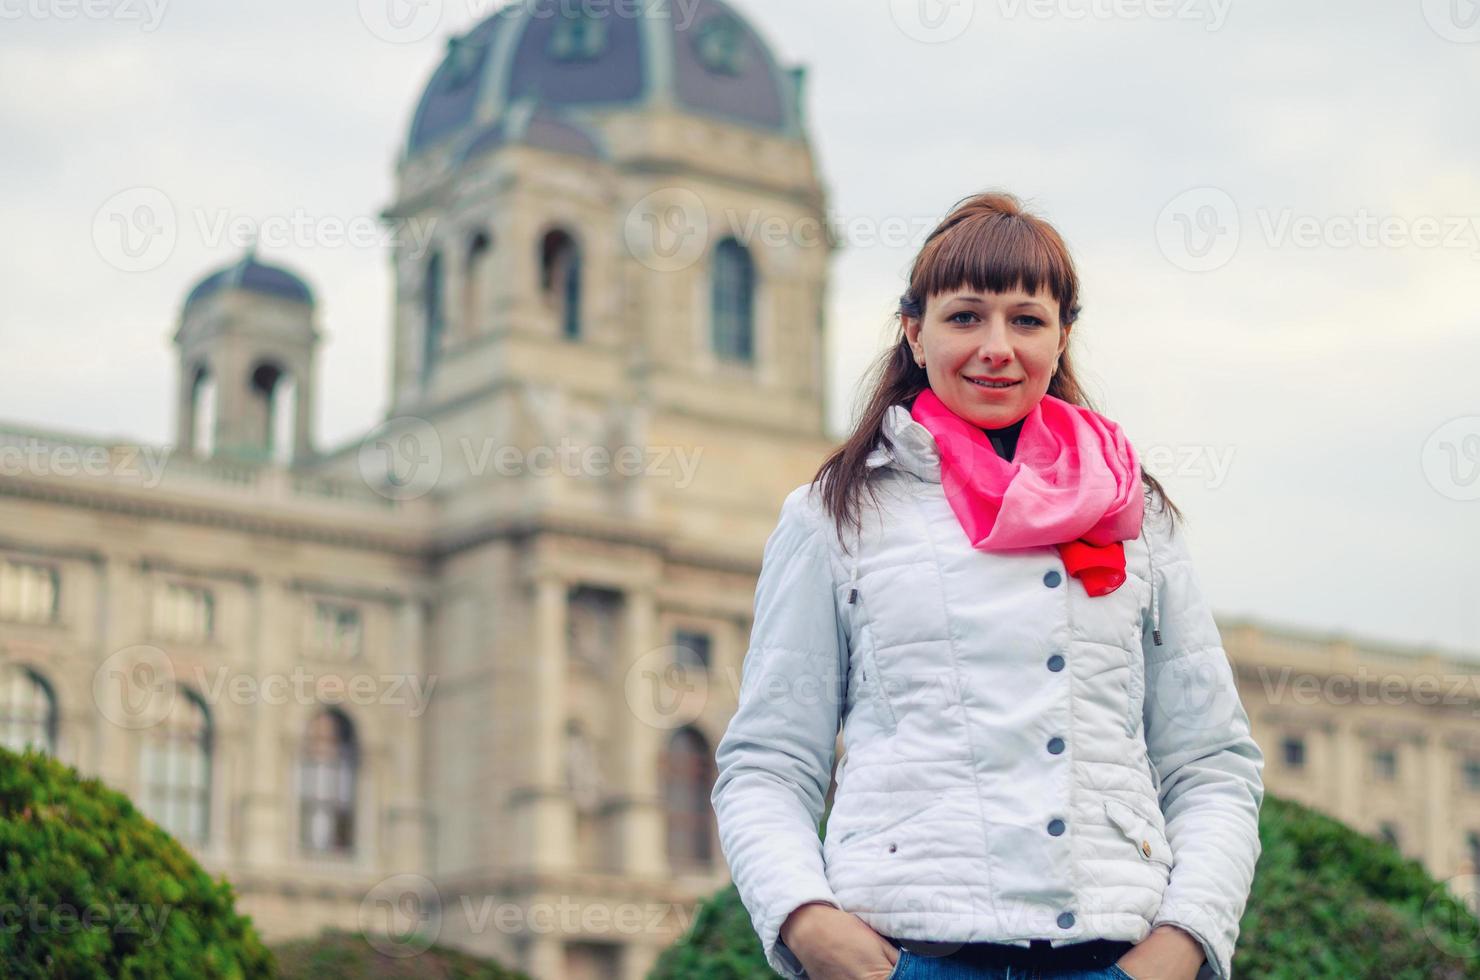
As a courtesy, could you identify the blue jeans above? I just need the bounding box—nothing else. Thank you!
[883,937,1138,980]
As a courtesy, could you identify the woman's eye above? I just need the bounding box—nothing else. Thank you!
[949,312,976,324]
[1016,316,1045,326]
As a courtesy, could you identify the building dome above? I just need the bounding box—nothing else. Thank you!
[184,249,314,312]
[405,0,805,160]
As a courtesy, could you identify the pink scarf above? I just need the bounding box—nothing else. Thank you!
[909,386,1143,596]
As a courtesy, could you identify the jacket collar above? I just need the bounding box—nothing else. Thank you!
[864,403,941,483]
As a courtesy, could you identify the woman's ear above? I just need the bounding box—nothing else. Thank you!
[902,314,921,349]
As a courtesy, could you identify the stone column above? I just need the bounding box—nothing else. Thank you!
[240,574,288,866]
[1423,732,1452,877]
[383,597,431,871]
[509,575,574,873]
[613,586,666,877]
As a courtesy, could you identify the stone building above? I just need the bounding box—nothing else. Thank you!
[0,2,836,977]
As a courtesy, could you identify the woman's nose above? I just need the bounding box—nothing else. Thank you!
[976,323,1013,361]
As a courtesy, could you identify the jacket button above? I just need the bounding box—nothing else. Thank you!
[1043,570,1062,588]
[1046,653,1065,671]
[1141,840,1152,858]
[1057,911,1075,929]
[1047,818,1065,836]
[1047,736,1065,754]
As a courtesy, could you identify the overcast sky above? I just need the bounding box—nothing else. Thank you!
[3,0,1479,658]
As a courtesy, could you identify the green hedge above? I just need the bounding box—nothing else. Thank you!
[651,794,1480,978]
[271,928,531,980]
[0,745,273,979]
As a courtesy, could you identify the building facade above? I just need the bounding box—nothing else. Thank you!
[0,2,837,978]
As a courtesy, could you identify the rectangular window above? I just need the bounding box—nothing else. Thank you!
[1281,736,1306,769]
[1372,747,1398,781]
[0,559,59,624]
[312,601,363,659]
[1464,757,1480,792]
[152,581,215,643]
[673,629,712,671]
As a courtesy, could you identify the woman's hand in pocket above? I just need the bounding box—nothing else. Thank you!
[1111,924,1205,980]
[780,902,902,979]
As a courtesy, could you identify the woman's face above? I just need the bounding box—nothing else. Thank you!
[903,284,1069,429]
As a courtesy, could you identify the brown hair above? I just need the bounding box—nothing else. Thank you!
[812,190,1182,553]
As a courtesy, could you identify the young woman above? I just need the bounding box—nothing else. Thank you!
[710,192,1264,980]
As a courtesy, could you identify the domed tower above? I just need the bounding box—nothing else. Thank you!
[173,248,319,465]
[380,0,836,481]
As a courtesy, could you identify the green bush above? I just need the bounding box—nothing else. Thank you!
[1242,794,1480,979]
[271,928,532,979]
[0,745,273,979]
[652,793,1480,978]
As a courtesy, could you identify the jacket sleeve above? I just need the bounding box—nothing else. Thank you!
[1142,506,1266,980]
[711,484,847,979]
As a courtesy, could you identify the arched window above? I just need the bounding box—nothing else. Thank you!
[662,726,717,871]
[190,363,217,457]
[711,238,755,363]
[299,709,358,854]
[0,664,56,754]
[422,252,445,384]
[140,689,212,843]
[250,361,295,465]
[464,230,493,337]
[540,230,582,340]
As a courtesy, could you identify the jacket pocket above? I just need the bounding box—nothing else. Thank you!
[1103,797,1172,872]
[856,622,899,735]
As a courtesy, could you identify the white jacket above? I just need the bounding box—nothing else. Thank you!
[711,404,1265,980]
